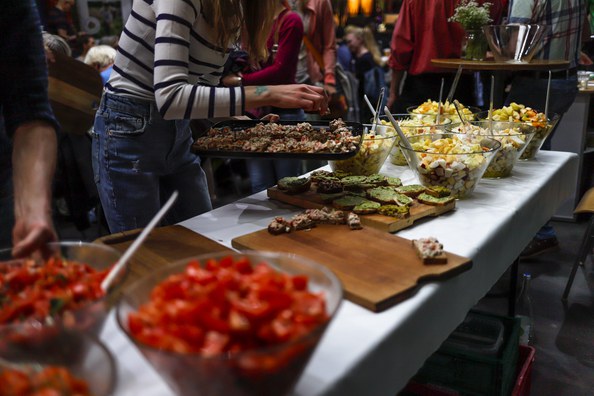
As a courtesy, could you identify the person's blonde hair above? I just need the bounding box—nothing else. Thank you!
[84,45,116,69]
[349,26,384,66]
[202,0,277,63]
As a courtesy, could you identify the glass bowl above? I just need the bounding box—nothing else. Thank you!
[483,24,548,63]
[407,101,482,123]
[399,133,501,198]
[0,325,116,396]
[447,121,536,178]
[0,241,124,335]
[116,251,342,396]
[328,128,396,175]
[476,106,560,160]
[378,114,452,166]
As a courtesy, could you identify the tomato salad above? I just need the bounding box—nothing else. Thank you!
[0,257,110,325]
[0,366,92,396]
[128,256,329,357]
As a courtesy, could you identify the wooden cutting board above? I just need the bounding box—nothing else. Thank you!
[94,225,232,288]
[232,225,472,312]
[267,187,455,233]
[48,52,104,135]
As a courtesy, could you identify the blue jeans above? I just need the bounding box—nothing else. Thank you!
[92,92,212,233]
[246,109,305,193]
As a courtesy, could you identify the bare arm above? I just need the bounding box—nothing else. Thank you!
[244,84,328,114]
[387,69,405,109]
[12,120,58,257]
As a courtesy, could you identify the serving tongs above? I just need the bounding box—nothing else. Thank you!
[384,106,414,152]
[436,78,445,125]
[370,87,385,135]
[487,75,495,136]
[453,100,471,132]
[446,65,463,104]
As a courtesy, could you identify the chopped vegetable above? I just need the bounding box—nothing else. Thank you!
[0,257,110,325]
[128,256,329,359]
[0,366,92,396]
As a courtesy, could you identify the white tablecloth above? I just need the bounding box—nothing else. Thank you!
[101,151,578,396]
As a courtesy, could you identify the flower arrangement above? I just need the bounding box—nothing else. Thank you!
[449,0,492,60]
[449,0,493,30]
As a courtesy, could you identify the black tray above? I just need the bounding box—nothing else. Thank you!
[192,119,364,160]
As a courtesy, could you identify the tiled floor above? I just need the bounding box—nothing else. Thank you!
[56,175,594,395]
[475,219,594,396]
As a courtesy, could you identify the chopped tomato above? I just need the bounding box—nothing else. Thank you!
[0,366,92,396]
[0,257,111,325]
[128,255,329,374]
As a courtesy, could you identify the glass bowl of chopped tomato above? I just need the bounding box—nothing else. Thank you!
[116,251,343,396]
[0,325,116,396]
[0,241,124,335]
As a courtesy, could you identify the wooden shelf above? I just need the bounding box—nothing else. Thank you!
[431,58,570,71]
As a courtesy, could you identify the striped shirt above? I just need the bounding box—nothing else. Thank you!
[508,0,586,68]
[107,0,245,120]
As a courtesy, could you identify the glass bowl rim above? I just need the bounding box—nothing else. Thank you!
[446,121,537,136]
[398,133,502,155]
[377,114,453,127]
[0,241,124,327]
[116,250,343,361]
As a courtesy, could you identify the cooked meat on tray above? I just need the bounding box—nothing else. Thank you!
[193,119,360,154]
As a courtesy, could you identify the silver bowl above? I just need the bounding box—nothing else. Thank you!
[483,24,548,63]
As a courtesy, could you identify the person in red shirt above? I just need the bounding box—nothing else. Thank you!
[387,0,502,113]
[241,1,306,193]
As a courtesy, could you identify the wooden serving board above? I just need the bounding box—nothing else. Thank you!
[232,225,472,312]
[48,52,104,135]
[94,225,232,287]
[267,187,455,233]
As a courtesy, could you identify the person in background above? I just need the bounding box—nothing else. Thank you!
[84,45,116,85]
[74,33,95,62]
[292,0,338,95]
[94,0,327,233]
[46,0,77,43]
[344,25,385,123]
[240,1,305,193]
[42,31,72,59]
[504,0,587,257]
[99,35,119,49]
[336,25,354,73]
[1,0,60,257]
[387,0,502,113]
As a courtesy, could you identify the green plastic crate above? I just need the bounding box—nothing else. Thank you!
[413,310,520,396]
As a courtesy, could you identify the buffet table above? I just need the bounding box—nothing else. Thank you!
[101,150,578,395]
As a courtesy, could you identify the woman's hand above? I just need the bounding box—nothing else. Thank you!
[260,113,280,122]
[245,84,328,114]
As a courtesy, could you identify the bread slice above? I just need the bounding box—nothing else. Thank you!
[425,186,452,198]
[396,184,427,198]
[377,204,410,218]
[352,200,381,215]
[417,192,455,206]
[412,237,447,264]
[277,176,311,194]
[333,195,368,210]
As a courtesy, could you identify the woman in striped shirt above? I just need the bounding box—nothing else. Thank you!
[92,0,327,233]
